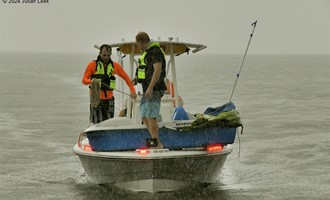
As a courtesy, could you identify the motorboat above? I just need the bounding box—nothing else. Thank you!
[73,38,243,193]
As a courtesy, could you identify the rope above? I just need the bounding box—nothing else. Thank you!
[114,88,132,96]
[237,127,241,158]
[99,82,132,97]
[90,79,101,108]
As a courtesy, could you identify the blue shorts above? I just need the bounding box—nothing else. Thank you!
[140,91,163,119]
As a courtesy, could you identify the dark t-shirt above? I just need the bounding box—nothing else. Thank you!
[145,47,165,66]
[142,47,166,92]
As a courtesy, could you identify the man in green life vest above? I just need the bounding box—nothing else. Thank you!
[135,32,167,149]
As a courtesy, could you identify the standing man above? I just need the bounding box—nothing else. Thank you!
[82,44,137,124]
[135,32,167,149]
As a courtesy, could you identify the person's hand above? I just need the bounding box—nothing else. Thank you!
[145,89,152,100]
[132,78,137,85]
[131,92,137,99]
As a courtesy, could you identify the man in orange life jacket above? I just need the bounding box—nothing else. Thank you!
[82,44,137,124]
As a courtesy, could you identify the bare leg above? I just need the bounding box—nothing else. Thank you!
[147,118,163,149]
[142,118,150,131]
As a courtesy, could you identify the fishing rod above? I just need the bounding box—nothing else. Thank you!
[228,20,257,102]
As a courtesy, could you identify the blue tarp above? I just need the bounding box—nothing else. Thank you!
[204,101,236,116]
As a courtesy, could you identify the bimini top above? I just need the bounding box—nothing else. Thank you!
[95,40,207,56]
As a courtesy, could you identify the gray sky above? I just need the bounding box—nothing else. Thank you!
[1,0,329,54]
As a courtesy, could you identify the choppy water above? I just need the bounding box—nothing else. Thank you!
[0,52,330,199]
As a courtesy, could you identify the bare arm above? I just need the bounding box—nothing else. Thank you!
[145,61,162,99]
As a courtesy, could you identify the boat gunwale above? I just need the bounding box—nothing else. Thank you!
[73,144,233,160]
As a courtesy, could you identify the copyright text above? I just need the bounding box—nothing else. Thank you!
[3,0,49,3]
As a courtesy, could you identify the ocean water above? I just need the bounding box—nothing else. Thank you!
[0,52,330,200]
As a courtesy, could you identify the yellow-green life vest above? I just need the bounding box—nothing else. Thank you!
[92,61,116,90]
[137,42,165,81]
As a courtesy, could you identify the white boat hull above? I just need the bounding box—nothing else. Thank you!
[73,144,232,193]
[112,179,198,193]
